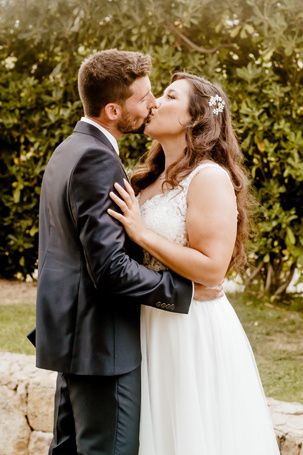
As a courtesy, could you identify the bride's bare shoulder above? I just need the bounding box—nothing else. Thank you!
[187,164,236,210]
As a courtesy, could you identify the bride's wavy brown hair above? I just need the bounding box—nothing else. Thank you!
[131,72,250,271]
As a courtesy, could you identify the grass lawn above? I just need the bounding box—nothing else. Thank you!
[0,304,36,355]
[229,292,303,403]
[0,286,302,403]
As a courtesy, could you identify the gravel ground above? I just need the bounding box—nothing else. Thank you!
[0,279,37,305]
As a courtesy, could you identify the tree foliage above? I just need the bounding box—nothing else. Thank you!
[0,0,302,295]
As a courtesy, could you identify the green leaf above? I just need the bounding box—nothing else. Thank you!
[286,227,296,246]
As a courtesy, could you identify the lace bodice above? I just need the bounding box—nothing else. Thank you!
[139,163,230,272]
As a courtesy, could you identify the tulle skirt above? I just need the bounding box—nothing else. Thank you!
[139,295,280,455]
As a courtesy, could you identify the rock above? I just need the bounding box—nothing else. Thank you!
[0,352,56,454]
[268,398,303,454]
[0,385,30,455]
[27,371,56,432]
[279,436,302,455]
[28,431,53,455]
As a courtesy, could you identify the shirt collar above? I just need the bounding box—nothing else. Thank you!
[80,117,119,156]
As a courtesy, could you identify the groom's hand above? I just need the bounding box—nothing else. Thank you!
[193,282,224,301]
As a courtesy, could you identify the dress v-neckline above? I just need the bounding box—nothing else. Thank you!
[137,191,165,209]
[137,162,226,209]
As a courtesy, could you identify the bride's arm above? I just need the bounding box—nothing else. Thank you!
[108,168,237,287]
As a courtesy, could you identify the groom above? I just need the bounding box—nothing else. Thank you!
[32,49,194,455]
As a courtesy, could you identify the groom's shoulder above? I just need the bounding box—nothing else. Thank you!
[55,122,114,159]
[72,120,113,150]
[49,131,119,182]
[63,123,110,150]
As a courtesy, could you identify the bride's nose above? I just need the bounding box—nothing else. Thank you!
[156,97,162,108]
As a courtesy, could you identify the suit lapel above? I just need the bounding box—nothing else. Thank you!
[73,121,128,180]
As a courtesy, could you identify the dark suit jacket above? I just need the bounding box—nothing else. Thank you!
[32,120,192,376]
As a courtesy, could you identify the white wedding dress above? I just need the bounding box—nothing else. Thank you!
[138,163,280,455]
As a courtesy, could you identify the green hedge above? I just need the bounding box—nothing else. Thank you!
[1,0,302,296]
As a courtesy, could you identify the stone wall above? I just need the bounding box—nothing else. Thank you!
[0,351,302,455]
[0,352,55,455]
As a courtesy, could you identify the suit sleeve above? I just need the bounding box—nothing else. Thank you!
[68,147,193,314]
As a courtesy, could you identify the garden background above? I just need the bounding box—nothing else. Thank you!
[0,0,302,403]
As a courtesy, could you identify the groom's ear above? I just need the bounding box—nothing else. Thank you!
[104,103,122,121]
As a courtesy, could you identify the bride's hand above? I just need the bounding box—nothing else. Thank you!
[193,282,224,301]
[107,179,146,243]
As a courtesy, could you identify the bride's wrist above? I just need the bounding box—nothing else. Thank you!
[137,227,154,249]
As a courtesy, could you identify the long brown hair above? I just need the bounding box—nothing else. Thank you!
[131,72,250,271]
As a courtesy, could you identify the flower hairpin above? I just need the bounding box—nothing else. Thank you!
[208,94,225,115]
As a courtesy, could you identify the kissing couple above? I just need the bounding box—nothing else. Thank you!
[30,49,279,454]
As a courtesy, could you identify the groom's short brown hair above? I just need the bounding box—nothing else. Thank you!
[78,49,152,117]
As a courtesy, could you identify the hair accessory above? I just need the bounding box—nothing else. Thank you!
[208,94,225,115]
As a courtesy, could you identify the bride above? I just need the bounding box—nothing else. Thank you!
[108,72,280,454]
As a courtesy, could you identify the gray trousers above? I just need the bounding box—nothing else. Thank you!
[49,367,141,455]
